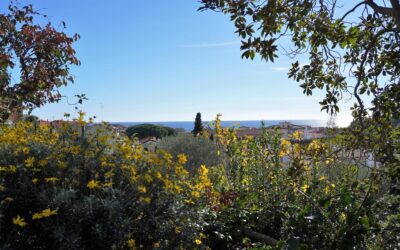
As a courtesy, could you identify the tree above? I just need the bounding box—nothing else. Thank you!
[0,1,80,122]
[192,112,203,136]
[125,124,176,140]
[199,0,400,191]
[198,0,399,128]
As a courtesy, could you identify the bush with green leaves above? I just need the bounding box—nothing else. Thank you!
[158,134,223,174]
[195,115,399,249]
[125,124,176,140]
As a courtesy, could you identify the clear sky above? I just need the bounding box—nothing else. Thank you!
[6,0,356,126]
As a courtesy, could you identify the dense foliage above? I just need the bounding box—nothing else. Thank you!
[199,0,400,124]
[125,124,176,140]
[158,134,222,174]
[0,1,79,121]
[1,115,399,249]
[0,118,213,249]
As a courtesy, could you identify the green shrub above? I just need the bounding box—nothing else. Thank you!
[125,124,176,139]
[158,134,222,174]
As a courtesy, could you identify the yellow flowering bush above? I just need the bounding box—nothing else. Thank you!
[196,116,383,249]
[0,120,216,249]
[0,116,394,249]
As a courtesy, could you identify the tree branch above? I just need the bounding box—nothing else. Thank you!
[390,0,400,26]
[241,226,278,246]
[340,1,366,21]
[365,0,400,27]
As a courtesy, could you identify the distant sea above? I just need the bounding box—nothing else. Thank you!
[112,120,325,132]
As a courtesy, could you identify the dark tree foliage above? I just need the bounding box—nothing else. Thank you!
[198,0,400,191]
[192,112,204,136]
[198,0,400,127]
[0,1,80,121]
[125,124,176,140]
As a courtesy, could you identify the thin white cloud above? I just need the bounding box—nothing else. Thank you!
[270,66,290,72]
[180,41,240,48]
[283,96,321,101]
[270,62,308,72]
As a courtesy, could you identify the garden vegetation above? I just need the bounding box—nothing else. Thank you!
[0,1,399,249]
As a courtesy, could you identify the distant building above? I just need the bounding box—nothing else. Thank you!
[139,137,159,151]
[109,124,126,136]
[39,120,80,129]
[226,121,326,141]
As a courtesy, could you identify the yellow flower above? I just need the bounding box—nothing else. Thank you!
[32,213,41,220]
[138,185,147,193]
[126,239,137,250]
[293,143,302,154]
[301,184,309,193]
[195,239,202,245]
[153,242,160,248]
[25,157,35,167]
[77,111,86,126]
[176,166,189,176]
[0,165,17,173]
[140,196,151,204]
[318,176,326,181]
[155,171,162,179]
[105,170,114,179]
[279,139,291,157]
[41,208,58,217]
[200,165,209,175]
[22,147,30,154]
[32,208,58,220]
[13,215,27,227]
[191,191,201,198]
[144,174,153,183]
[174,185,183,193]
[103,182,113,188]
[175,226,181,234]
[292,131,303,141]
[8,165,17,173]
[162,152,173,163]
[184,199,195,204]
[87,180,100,189]
[45,177,59,183]
[177,154,187,164]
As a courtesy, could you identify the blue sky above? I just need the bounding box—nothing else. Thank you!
[7,0,355,126]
